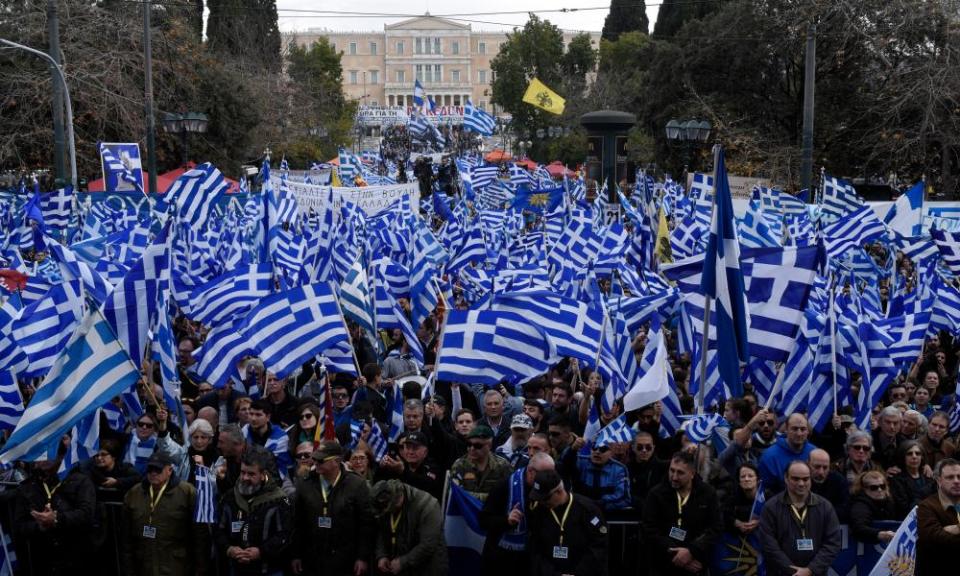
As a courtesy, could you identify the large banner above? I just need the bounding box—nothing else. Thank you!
[98,142,145,193]
[272,176,419,217]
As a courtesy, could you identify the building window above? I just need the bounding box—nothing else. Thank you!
[451,70,460,82]
[349,42,357,55]
[370,42,377,55]
[478,42,486,54]
[350,70,358,84]
[397,41,404,55]
[396,69,405,83]
[425,65,433,83]
[370,70,379,84]
[434,64,441,82]
[480,100,487,110]
[415,38,422,54]
[478,69,487,84]
[434,38,441,54]
[415,65,423,81]
[452,41,460,55]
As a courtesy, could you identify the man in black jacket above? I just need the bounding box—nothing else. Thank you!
[808,448,850,523]
[526,468,608,576]
[373,431,445,500]
[292,441,374,576]
[216,445,293,576]
[641,451,722,576]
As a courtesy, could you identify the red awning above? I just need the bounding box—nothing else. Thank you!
[484,149,512,163]
[87,162,240,193]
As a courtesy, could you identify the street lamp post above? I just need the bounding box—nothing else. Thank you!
[161,112,209,167]
[665,119,712,179]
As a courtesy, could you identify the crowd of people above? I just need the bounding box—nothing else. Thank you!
[3,294,960,576]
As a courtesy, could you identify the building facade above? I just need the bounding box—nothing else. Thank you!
[283,14,601,112]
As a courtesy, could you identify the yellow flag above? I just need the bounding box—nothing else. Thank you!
[656,207,673,264]
[522,78,565,115]
[331,166,342,187]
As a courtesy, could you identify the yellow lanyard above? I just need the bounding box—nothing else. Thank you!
[390,510,403,548]
[42,481,61,504]
[676,491,691,527]
[148,482,168,525]
[549,494,575,546]
[320,471,341,515]
[790,504,808,539]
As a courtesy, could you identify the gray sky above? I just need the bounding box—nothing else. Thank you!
[276,1,660,34]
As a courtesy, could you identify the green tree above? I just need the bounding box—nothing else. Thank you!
[602,0,649,41]
[652,0,722,39]
[284,38,352,162]
[207,0,281,72]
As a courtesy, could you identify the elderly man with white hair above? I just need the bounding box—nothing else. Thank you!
[872,405,904,470]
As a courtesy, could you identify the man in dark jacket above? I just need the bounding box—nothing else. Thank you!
[14,456,97,575]
[758,461,841,576]
[373,431,445,500]
[526,468,608,576]
[370,479,447,576]
[292,441,374,576]
[641,451,722,576]
[808,449,850,523]
[479,452,556,575]
[216,445,293,576]
[916,458,960,576]
[121,452,209,576]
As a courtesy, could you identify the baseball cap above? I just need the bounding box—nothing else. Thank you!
[510,414,533,430]
[370,479,404,518]
[312,441,344,462]
[467,425,494,440]
[399,431,428,447]
[529,469,563,502]
[146,452,175,471]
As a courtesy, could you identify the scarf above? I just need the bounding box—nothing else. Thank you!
[125,434,157,475]
[498,468,527,551]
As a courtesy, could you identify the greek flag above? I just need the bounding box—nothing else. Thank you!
[867,507,916,576]
[240,282,349,379]
[623,321,671,412]
[413,79,427,109]
[99,143,144,194]
[0,521,17,576]
[367,419,389,461]
[0,301,27,375]
[594,415,637,447]
[682,413,728,444]
[40,186,73,230]
[436,310,556,386]
[388,386,405,442]
[11,279,84,378]
[192,318,252,389]
[0,371,24,432]
[0,313,142,463]
[820,174,863,223]
[883,182,925,236]
[46,237,113,305]
[947,397,960,435]
[701,147,750,397]
[194,465,218,524]
[184,263,274,327]
[339,260,375,336]
[750,482,766,518]
[492,291,603,364]
[165,163,229,227]
[58,409,100,478]
[463,100,496,136]
[102,222,171,369]
[445,483,486,576]
[822,205,887,260]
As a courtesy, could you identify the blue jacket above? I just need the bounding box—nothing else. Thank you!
[574,454,632,511]
[758,437,816,493]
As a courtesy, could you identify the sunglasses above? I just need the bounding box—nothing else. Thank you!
[137,421,155,429]
[467,442,488,450]
[593,446,610,454]
[300,413,316,420]
[758,421,776,427]
[865,484,886,492]
[635,444,654,452]
[850,445,871,452]
[296,453,313,460]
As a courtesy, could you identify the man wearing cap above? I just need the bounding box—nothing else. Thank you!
[526,469,608,576]
[496,414,535,469]
[216,444,293,576]
[370,479,447,576]
[641,451,722,576]
[374,431,445,500]
[574,438,632,511]
[480,453,557,575]
[450,425,513,501]
[121,452,209,576]
[292,440,374,576]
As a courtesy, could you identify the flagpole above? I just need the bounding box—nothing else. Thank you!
[697,145,722,415]
[763,362,784,411]
[829,276,839,417]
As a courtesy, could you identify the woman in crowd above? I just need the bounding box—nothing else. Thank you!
[849,470,901,544]
[347,444,377,484]
[233,396,252,427]
[722,463,767,540]
[889,440,936,516]
[85,437,141,499]
[184,419,218,481]
[124,412,160,475]
[287,401,320,453]
[838,431,879,486]
[911,386,935,419]
[919,411,956,467]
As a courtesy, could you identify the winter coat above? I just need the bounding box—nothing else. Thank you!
[373,483,447,576]
[641,478,723,576]
[849,493,901,544]
[215,480,293,576]
[758,492,840,576]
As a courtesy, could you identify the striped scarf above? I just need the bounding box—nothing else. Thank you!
[498,468,527,551]
[125,434,157,475]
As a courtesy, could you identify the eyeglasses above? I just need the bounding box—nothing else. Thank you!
[296,453,313,460]
[137,421,155,429]
[865,484,887,492]
[850,445,871,452]
[635,444,654,452]
[593,446,610,454]
[467,442,487,450]
[299,413,316,420]
[332,393,349,400]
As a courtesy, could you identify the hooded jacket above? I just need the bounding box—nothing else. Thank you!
[216,478,293,576]
[758,437,816,493]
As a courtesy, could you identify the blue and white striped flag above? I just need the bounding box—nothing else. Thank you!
[682,413,728,444]
[40,186,73,230]
[822,205,887,260]
[388,387,405,442]
[192,318,252,390]
[750,482,766,518]
[700,147,750,397]
[0,371,24,432]
[58,409,100,478]
[339,260,375,336]
[11,279,84,378]
[0,312,142,463]
[492,291,604,364]
[820,174,863,223]
[0,520,17,576]
[194,465,218,523]
[444,483,486,576]
[435,310,556,386]
[867,507,917,576]
[99,143,144,194]
[165,163,229,227]
[184,263,274,327]
[463,100,496,136]
[240,282,349,379]
[367,420,389,462]
[0,300,28,375]
[883,182,925,236]
[594,415,637,447]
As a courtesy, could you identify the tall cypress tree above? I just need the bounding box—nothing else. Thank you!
[207,0,281,72]
[602,0,650,41]
[653,0,722,39]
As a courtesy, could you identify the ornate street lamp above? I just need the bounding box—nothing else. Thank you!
[665,118,711,175]
[162,111,209,167]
